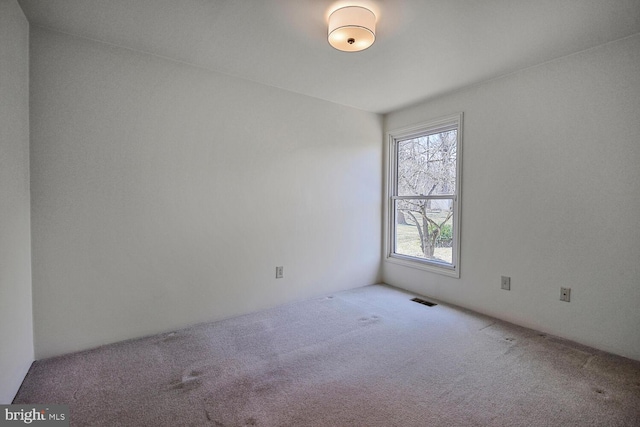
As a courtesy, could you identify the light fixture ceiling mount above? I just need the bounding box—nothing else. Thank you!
[328,6,376,52]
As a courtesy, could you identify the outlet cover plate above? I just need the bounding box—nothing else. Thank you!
[276,266,283,279]
[560,287,571,302]
[501,276,511,291]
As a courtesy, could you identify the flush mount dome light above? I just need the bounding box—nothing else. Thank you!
[328,6,376,52]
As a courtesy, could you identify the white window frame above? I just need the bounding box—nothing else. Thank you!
[384,113,463,278]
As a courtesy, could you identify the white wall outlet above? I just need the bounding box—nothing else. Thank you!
[501,276,511,290]
[275,266,283,279]
[560,287,571,302]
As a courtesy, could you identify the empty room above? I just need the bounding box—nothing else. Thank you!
[1,0,640,425]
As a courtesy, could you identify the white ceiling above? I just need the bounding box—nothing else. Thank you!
[16,0,640,114]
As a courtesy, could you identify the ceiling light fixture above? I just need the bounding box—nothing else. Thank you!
[328,6,376,52]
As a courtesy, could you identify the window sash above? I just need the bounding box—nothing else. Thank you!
[391,197,457,268]
[391,195,456,200]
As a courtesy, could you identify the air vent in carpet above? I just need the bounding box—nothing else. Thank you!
[411,297,437,307]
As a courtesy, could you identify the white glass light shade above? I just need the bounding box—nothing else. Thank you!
[328,6,376,52]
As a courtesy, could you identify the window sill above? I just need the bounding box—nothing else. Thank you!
[385,254,460,278]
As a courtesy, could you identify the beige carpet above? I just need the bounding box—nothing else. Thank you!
[14,284,640,426]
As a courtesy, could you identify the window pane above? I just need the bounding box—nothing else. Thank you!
[397,130,457,197]
[395,198,454,265]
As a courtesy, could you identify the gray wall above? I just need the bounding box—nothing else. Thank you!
[29,27,382,358]
[0,0,33,404]
[384,34,640,360]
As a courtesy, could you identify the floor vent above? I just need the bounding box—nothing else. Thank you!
[411,297,437,307]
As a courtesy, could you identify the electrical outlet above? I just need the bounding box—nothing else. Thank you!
[560,287,571,302]
[501,276,511,291]
[275,266,283,279]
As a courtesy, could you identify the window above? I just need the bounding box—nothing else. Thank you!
[385,113,462,277]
